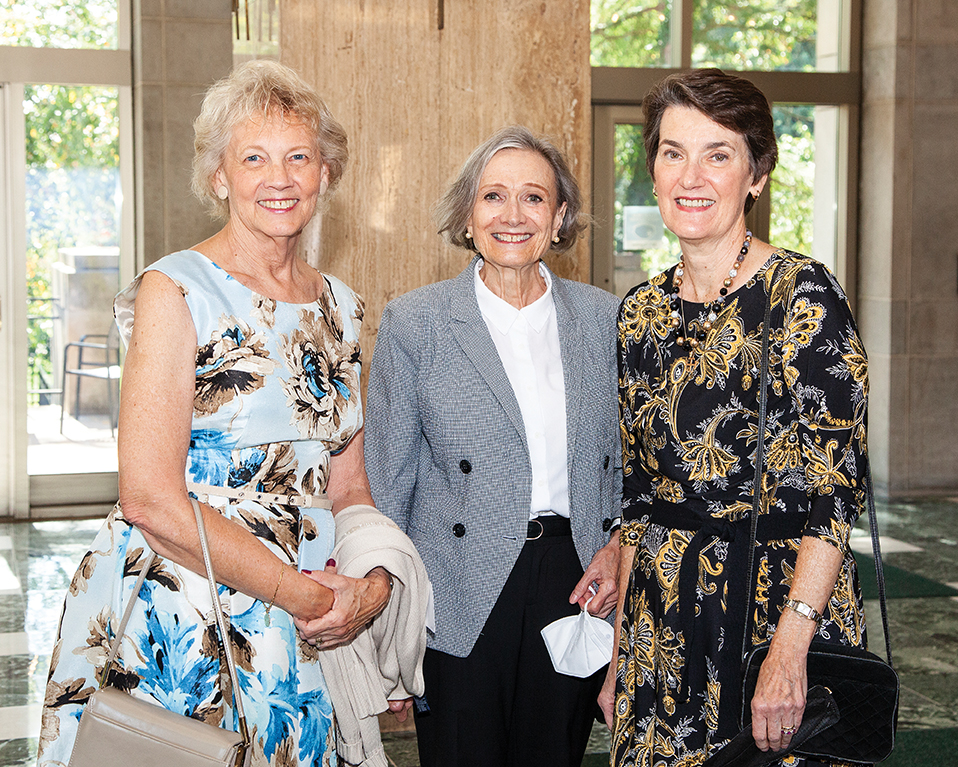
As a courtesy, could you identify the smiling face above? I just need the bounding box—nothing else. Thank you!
[652,105,765,251]
[215,111,329,242]
[467,147,566,272]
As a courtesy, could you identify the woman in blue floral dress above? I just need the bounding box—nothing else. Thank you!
[38,61,398,767]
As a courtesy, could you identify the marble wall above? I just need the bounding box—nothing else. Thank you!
[860,0,958,493]
[280,0,592,357]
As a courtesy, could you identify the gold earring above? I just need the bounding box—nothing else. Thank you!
[752,189,762,200]
[652,187,658,198]
[553,235,560,243]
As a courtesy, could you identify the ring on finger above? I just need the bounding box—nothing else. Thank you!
[781,725,796,736]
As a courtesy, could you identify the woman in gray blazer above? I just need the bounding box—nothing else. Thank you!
[365,126,622,767]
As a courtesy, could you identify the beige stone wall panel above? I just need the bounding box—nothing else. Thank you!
[281,0,591,356]
[860,0,958,493]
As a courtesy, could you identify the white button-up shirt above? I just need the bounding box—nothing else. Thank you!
[474,260,569,519]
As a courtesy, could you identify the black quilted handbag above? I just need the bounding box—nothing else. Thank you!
[742,640,899,763]
[737,288,900,764]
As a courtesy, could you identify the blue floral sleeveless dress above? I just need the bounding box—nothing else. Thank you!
[38,250,365,767]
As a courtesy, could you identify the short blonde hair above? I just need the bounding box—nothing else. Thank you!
[191,60,348,220]
[435,125,586,254]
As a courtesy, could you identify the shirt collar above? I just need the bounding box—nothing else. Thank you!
[474,259,554,334]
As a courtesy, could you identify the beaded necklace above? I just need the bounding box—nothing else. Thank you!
[668,230,752,350]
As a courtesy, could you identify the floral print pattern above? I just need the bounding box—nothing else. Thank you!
[39,250,363,767]
[612,251,869,767]
[280,299,361,441]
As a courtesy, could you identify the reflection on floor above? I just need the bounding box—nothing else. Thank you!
[1,497,957,766]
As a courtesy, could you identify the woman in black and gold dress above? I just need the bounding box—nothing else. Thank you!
[598,69,869,767]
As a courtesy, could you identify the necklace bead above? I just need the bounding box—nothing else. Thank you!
[670,230,752,350]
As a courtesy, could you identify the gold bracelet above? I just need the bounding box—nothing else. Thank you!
[264,564,285,627]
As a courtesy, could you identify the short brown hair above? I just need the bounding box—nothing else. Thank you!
[435,125,586,254]
[192,60,348,220]
[642,68,777,214]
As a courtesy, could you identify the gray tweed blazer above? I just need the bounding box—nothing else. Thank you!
[364,257,621,657]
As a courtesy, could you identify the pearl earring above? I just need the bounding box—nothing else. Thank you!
[465,231,472,239]
[216,185,228,200]
[553,235,560,243]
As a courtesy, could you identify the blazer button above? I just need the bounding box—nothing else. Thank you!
[453,523,466,538]
[459,459,472,474]
[603,456,610,470]
[602,518,613,532]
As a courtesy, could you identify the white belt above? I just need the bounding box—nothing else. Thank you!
[187,482,332,510]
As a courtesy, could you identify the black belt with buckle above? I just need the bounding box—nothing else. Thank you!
[526,515,572,540]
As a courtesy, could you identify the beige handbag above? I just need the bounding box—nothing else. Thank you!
[68,499,251,767]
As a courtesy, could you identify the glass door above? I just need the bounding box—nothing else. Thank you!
[1,82,133,518]
[0,0,133,518]
[24,84,122,476]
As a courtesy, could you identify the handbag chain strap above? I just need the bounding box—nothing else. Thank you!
[99,498,251,749]
[740,275,894,668]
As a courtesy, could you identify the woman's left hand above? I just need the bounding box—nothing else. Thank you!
[750,637,808,752]
[293,564,392,649]
[752,535,844,751]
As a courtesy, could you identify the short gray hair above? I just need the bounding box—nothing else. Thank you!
[191,60,348,220]
[435,125,585,253]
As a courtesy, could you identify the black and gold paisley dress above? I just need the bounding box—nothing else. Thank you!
[612,251,869,767]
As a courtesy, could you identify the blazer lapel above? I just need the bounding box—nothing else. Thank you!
[552,271,584,465]
[449,258,527,443]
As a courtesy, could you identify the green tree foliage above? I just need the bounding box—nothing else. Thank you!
[0,0,118,50]
[591,1,672,68]
[591,0,817,71]
[692,0,817,71]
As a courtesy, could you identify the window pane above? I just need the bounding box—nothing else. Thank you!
[0,0,118,50]
[612,123,680,297]
[25,84,121,474]
[769,104,839,272]
[770,105,814,254]
[233,0,280,61]
[692,0,839,73]
[591,0,674,68]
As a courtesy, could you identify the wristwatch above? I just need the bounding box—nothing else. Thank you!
[783,597,823,624]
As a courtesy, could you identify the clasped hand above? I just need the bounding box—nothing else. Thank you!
[293,564,392,649]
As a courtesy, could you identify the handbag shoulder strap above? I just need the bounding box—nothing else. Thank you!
[740,273,894,668]
[192,497,251,742]
[98,499,251,746]
[99,549,156,686]
[740,282,773,662]
[863,455,895,666]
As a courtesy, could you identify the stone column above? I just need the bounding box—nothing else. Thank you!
[859,0,958,493]
[132,0,234,269]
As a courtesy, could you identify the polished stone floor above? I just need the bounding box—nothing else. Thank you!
[1,496,957,766]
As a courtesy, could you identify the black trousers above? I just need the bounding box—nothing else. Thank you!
[414,533,605,767]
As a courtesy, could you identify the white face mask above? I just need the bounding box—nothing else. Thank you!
[540,596,615,678]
